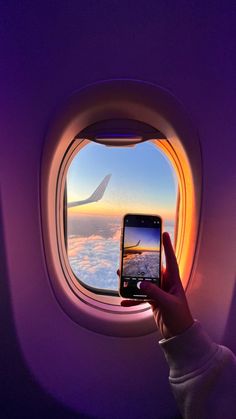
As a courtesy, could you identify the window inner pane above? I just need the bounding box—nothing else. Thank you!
[66,141,178,292]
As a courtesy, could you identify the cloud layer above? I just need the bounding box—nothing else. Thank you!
[68,228,120,290]
[67,215,174,291]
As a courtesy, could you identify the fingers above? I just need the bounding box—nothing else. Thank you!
[163,232,179,276]
[121,300,144,307]
[120,282,171,310]
[140,281,173,308]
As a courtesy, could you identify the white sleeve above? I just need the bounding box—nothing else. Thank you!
[159,321,236,419]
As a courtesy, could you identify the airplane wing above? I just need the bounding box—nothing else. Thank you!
[67,174,111,208]
[124,240,141,249]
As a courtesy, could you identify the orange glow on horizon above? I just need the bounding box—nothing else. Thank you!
[125,246,160,252]
[68,204,176,220]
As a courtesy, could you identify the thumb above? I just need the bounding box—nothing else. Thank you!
[163,232,179,276]
[140,281,172,308]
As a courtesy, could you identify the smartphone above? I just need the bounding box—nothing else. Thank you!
[119,213,162,299]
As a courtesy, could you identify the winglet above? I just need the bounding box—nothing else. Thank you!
[68,174,111,208]
[87,174,112,202]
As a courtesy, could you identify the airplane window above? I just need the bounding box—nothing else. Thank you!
[65,140,178,294]
[42,80,201,334]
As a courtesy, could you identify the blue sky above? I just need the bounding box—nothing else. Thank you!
[67,140,178,218]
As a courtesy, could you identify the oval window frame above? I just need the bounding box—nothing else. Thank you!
[41,79,202,337]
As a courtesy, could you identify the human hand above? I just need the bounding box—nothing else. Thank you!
[121,232,194,339]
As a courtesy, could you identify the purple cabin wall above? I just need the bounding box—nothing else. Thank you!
[0,2,235,418]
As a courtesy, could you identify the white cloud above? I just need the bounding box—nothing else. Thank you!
[68,229,120,290]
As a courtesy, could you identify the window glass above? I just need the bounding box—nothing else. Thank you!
[66,141,178,292]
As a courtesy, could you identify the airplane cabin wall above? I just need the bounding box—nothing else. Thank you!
[0,2,235,418]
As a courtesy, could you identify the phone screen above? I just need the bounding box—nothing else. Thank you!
[120,214,162,299]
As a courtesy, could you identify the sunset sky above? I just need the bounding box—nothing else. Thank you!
[67,140,178,219]
[124,226,160,252]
